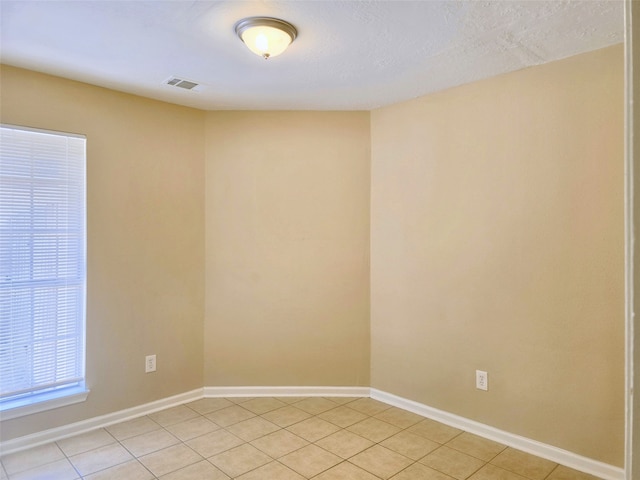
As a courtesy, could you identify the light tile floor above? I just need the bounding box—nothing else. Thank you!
[0,396,604,480]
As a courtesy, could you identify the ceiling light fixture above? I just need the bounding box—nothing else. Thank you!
[234,16,297,60]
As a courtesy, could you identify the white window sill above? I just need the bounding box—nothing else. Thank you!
[0,386,90,421]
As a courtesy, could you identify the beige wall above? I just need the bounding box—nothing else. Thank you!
[204,111,371,387]
[0,66,206,441]
[371,45,625,465]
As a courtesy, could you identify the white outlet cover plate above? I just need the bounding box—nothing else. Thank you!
[145,355,156,373]
[476,370,488,391]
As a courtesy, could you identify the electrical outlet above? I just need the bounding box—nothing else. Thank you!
[145,354,156,373]
[476,370,488,391]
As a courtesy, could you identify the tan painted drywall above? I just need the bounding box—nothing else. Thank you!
[370,45,625,465]
[0,65,206,441]
[204,111,370,387]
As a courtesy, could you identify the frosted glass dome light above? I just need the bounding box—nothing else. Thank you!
[235,17,297,60]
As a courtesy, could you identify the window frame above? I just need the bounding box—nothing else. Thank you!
[0,124,89,420]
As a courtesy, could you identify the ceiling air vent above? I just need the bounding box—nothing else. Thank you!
[164,77,200,91]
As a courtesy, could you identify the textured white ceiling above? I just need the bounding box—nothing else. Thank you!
[0,1,624,111]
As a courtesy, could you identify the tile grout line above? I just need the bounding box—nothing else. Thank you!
[543,464,564,480]
[114,427,162,480]
[139,404,207,479]
[55,437,85,480]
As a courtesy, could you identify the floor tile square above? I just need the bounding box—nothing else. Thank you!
[1,442,65,475]
[490,448,557,480]
[186,429,244,458]
[326,397,360,405]
[57,428,116,457]
[165,416,220,441]
[69,443,134,476]
[120,429,180,457]
[226,397,257,404]
[420,446,485,480]
[316,430,374,459]
[469,464,530,480]
[158,460,229,480]
[286,416,341,442]
[83,459,153,480]
[319,406,368,427]
[381,430,440,460]
[241,397,287,414]
[186,398,234,415]
[391,463,457,480]
[277,397,310,404]
[9,458,79,480]
[206,405,256,427]
[138,444,202,477]
[250,429,309,458]
[261,405,312,427]
[235,460,305,479]
[293,397,340,415]
[280,444,342,477]
[348,397,392,416]
[209,444,272,477]
[350,445,413,479]
[149,405,199,427]
[314,461,380,479]
[407,418,463,444]
[446,432,506,462]
[374,407,425,428]
[105,416,162,441]
[226,416,280,441]
[545,465,603,480]
[347,417,401,442]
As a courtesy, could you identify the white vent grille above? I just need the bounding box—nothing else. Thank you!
[164,77,199,90]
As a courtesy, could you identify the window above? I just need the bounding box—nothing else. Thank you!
[0,125,88,419]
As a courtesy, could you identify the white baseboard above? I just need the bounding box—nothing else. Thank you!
[0,385,627,480]
[0,388,203,457]
[204,385,371,398]
[0,386,368,456]
[370,388,625,480]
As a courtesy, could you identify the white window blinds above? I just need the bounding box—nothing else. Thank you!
[0,125,86,408]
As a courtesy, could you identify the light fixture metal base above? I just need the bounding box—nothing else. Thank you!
[234,17,298,42]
